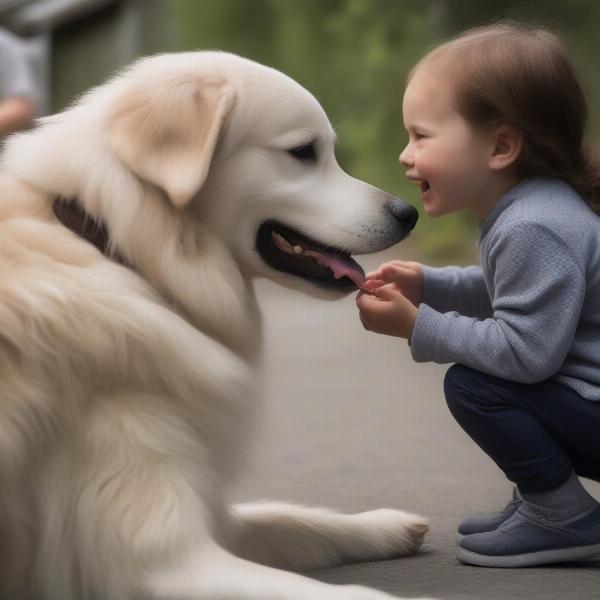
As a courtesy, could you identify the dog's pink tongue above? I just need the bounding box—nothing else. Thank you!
[303,250,365,288]
[332,258,365,288]
[320,255,365,288]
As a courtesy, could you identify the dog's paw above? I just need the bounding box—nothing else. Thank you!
[358,508,430,557]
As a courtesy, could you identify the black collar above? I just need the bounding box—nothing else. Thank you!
[53,199,129,267]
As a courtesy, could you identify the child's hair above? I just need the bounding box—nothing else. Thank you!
[410,21,600,215]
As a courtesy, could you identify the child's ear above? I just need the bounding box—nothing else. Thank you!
[489,126,523,171]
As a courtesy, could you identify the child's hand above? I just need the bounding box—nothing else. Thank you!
[365,260,423,307]
[356,283,418,339]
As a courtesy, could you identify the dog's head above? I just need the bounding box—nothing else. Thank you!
[104,52,417,297]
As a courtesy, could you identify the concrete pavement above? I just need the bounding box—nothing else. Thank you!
[235,249,600,600]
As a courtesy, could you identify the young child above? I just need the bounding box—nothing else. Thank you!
[356,22,600,567]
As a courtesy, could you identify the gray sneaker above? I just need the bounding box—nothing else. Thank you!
[457,488,521,536]
[456,503,600,567]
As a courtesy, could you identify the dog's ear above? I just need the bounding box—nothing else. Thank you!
[107,76,235,208]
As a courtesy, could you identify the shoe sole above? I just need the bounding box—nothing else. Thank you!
[456,542,600,567]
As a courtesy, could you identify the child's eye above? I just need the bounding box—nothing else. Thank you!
[414,132,426,140]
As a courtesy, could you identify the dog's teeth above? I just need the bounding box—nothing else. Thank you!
[271,232,306,257]
[271,232,295,254]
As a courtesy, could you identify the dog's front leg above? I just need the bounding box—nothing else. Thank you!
[228,501,429,571]
[54,398,408,600]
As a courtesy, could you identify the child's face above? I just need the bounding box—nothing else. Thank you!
[399,65,497,218]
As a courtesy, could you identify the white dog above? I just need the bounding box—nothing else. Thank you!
[0,52,429,600]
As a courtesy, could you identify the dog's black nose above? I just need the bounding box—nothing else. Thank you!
[388,197,419,231]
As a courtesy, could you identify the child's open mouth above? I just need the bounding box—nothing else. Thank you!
[410,178,430,193]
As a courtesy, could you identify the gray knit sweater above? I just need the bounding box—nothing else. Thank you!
[410,177,600,401]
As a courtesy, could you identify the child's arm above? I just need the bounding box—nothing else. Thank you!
[421,265,492,319]
[367,260,492,318]
[409,222,584,383]
[357,260,492,339]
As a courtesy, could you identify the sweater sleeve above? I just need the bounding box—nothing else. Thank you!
[421,265,493,319]
[410,221,585,383]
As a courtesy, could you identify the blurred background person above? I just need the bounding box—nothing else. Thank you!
[0,26,38,137]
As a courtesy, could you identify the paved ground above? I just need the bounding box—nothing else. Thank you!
[235,249,600,600]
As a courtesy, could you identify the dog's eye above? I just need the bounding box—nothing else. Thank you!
[288,142,316,162]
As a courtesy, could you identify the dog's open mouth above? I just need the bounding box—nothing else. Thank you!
[256,220,365,290]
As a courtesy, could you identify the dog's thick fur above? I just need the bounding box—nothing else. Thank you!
[0,52,429,600]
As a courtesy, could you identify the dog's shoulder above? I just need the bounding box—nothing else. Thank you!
[0,175,246,386]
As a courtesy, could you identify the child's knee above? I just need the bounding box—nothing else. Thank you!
[444,364,490,412]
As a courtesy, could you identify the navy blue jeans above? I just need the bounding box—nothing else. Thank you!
[444,364,600,493]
